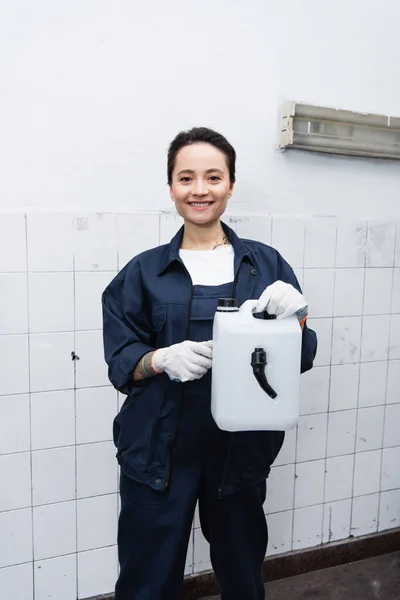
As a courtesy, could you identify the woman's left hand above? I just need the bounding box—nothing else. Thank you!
[254,281,308,320]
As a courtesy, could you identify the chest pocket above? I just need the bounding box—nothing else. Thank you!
[151,304,167,348]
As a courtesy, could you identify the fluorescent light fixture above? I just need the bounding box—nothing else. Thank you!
[280,102,400,160]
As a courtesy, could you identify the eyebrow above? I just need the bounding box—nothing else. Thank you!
[176,168,225,176]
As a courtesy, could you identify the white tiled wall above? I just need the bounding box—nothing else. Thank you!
[1,212,399,599]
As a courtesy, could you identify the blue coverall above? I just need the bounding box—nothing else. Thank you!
[102,222,317,599]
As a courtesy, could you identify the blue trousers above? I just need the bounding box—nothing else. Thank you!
[116,458,267,600]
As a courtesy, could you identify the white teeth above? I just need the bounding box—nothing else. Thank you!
[190,202,211,207]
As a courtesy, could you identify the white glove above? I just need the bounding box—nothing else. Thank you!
[254,281,308,320]
[152,340,213,383]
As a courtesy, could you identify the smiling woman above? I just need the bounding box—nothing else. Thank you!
[102,126,317,600]
[167,127,235,248]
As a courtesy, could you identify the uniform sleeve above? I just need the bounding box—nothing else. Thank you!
[102,266,155,394]
[277,253,318,374]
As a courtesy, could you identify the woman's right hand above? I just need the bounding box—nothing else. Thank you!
[153,340,213,383]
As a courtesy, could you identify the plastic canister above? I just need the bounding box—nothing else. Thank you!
[211,298,302,432]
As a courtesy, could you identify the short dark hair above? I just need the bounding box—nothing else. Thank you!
[167,127,236,185]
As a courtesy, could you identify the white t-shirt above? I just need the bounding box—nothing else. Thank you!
[179,245,235,286]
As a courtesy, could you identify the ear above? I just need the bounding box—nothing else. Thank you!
[169,186,175,202]
[228,182,235,198]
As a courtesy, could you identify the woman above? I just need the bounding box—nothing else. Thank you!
[102,127,317,600]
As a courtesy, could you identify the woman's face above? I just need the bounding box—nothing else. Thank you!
[169,142,234,226]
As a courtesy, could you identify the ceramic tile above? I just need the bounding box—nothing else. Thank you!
[331,317,362,365]
[265,464,295,513]
[383,404,400,447]
[304,219,336,268]
[335,219,367,268]
[271,218,305,269]
[0,394,30,454]
[27,213,73,272]
[34,555,77,600]
[353,449,381,496]
[392,268,400,313]
[294,459,325,508]
[266,510,293,556]
[366,220,396,267]
[0,509,32,568]
[193,528,211,574]
[273,426,296,466]
[159,213,184,245]
[355,406,385,453]
[77,494,117,552]
[32,447,75,506]
[378,489,400,531]
[395,221,400,267]
[296,413,328,462]
[381,446,400,491]
[0,274,28,334]
[293,268,304,288]
[33,500,76,560]
[0,335,29,395]
[326,410,357,457]
[185,530,194,576]
[303,269,334,318]
[28,273,74,333]
[358,361,387,408]
[76,441,118,498]
[363,268,393,315]
[299,366,330,416]
[329,363,360,412]
[75,271,116,330]
[117,213,160,269]
[292,504,323,550]
[75,330,110,388]
[361,315,391,363]
[325,454,354,502]
[386,360,400,405]
[235,216,272,246]
[73,213,118,271]
[0,453,31,511]
[389,314,400,360]
[0,563,33,600]
[77,546,118,599]
[0,214,27,272]
[31,390,75,450]
[333,269,364,317]
[322,499,351,544]
[306,318,332,367]
[29,332,74,393]
[351,493,379,536]
[76,386,117,444]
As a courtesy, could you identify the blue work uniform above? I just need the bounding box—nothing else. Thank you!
[102,222,318,599]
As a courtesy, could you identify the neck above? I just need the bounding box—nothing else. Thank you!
[181,219,227,250]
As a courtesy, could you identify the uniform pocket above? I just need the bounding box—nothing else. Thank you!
[119,473,166,505]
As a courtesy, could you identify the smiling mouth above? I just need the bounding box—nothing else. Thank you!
[188,201,213,207]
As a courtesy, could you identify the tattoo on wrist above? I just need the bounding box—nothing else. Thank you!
[138,352,157,379]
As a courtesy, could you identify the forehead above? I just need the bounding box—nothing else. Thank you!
[173,143,228,172]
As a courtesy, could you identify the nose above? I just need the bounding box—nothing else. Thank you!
[192,178,209,197]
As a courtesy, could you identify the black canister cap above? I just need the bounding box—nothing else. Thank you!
[217,298,239,311]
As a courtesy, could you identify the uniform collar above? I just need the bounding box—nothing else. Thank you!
[157,220,253,275]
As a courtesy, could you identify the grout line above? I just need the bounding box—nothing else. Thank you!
[290,220,308,551]
[24,213,36,599]
[377,223,397,532]
[72,247,80,600]
[321,224,338,544]
[349,221,369,538]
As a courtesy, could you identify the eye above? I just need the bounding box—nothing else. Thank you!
[179,177,191,183]
[209,176,222,181]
